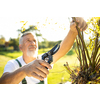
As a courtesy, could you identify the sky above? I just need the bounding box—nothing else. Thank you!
[0,17,91,42]
[0,0,97,42]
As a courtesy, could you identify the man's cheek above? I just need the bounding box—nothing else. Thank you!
[25,43,30,48]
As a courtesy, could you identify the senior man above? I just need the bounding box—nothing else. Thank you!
[0,17,87,84]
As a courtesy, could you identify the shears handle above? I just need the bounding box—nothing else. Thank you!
[42,55,53,69]
[41,44,60,69]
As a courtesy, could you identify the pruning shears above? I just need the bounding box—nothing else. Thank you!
[42,44,60,68]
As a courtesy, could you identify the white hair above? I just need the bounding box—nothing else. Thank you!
[19,32,37,44]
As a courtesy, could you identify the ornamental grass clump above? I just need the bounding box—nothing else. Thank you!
[64,17,100,84]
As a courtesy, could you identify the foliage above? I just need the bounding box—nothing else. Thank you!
[17,21,41,36]
[48,40,61,48]
[64,17,100,84]
[86,17,100,51]
[0,35,5,45]
[38,40,61,49]
[17,21,43,42]
[9,38,19,51]
[17,24,38,34]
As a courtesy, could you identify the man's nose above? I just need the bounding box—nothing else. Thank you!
[30,41,36,45]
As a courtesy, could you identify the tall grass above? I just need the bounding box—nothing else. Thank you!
[0,55,12,76]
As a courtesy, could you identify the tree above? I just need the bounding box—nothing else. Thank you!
[9,38,19,51]
[48,40,61,48]
[17,21,41,35]
[0,35,5,45]
[17,25,39,34]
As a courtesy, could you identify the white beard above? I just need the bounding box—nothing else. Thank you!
[27,47,38,58]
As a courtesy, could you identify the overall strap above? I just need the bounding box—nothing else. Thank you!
[15,59,27,84]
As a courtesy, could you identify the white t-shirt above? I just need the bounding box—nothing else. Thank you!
[4,56,41,84]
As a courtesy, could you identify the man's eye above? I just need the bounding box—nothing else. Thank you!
[33,40,36,42]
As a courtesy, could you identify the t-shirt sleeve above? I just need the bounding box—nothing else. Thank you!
[3,60,16,74]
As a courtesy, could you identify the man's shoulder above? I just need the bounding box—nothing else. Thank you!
[7,59,16,63]
[4,58,20,73]
[6,56,22,66]
[16,56,24,63]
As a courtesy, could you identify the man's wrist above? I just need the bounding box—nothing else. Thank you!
[69,29,78,36]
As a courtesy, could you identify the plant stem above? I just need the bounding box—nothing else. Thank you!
[95,53,100,66]
[92,33,99,69]
[76,37,82,67]
[80,31,88,69]
[72,17,92,66]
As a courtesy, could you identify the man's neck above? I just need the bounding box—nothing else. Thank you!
[22,54,36,64]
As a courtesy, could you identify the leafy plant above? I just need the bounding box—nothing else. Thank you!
[64,17,100,84]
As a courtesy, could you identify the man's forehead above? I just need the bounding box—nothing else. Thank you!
[23,34,36,39]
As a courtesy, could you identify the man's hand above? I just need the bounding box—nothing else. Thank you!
[70,17,87,34]
[23,59,52,81]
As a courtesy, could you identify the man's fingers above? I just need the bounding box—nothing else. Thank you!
[79,21,86,31]
[33,68,47,78]
[76,17,83,28]
[82,24,88,31]
[75,17,87,31]
[38,60,52,69]
[31,72,44,81]
[36,64,49,75]
[77,19,84,29]
[25,59,52,79]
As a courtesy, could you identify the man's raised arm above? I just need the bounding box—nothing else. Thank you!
[52,17,87,64]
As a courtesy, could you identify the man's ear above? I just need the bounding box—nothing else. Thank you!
[19,45,22,51]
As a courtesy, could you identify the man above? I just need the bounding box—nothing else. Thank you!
[0,17,87,84]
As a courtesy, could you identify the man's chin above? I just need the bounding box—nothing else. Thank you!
[27,54,35,57]
[27,51,37,57]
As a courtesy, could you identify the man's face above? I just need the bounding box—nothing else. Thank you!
[20,34,38,57]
